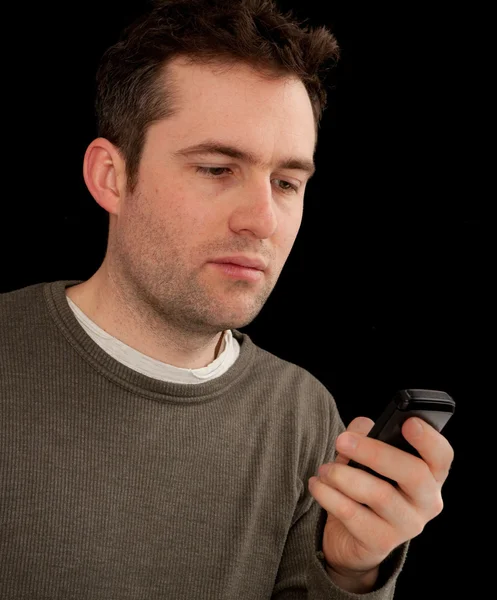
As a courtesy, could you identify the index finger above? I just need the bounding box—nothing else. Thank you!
[401,417,455,484]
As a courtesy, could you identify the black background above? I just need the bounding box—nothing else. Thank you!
[2,1,492,598]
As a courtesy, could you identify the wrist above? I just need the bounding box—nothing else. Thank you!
[325,563,379,594]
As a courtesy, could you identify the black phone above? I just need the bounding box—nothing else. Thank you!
[347,388,455,485]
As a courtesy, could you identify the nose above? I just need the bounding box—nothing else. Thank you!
[228,179,278,239]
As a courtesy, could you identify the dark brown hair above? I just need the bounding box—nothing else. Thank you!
[95,0,340,191]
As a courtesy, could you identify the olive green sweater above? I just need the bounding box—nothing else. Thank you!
[0,280,407,599]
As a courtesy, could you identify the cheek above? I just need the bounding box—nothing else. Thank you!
[150,192,219,251]
[146,178,204,228]
[280,207,303,249]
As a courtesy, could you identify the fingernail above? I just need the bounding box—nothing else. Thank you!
[410,417,424,438]
[337,432,358,451]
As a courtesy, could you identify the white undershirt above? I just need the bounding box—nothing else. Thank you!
[66,295,241,384]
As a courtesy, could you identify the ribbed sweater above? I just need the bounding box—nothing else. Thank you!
[0,280,407,599]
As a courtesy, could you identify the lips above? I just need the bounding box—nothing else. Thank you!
[211,256,267,271]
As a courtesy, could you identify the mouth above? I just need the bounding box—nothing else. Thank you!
[210,256,267,271]
[209,262,264,281]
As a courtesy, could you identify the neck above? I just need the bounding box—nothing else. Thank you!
[65,270,225,369]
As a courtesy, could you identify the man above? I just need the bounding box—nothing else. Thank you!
[0,1,453,598]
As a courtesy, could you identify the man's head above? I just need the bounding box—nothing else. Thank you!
[95,0,340,192]
[83,0,340,338]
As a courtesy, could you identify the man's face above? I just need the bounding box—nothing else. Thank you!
[109,57,316,335]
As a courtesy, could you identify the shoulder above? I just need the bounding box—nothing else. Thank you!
[0,280,74,352]
[0,281,48,322]
[234,329,342,424]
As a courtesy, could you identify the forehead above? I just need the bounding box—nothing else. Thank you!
[160,56,316,157]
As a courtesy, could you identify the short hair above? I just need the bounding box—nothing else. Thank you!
[95,0,340,191]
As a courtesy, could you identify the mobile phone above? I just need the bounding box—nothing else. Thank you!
[347,389,455,485]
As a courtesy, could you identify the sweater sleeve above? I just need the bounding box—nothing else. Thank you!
[272,487,409,599]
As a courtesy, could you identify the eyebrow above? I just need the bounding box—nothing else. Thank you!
[172,140,316,178]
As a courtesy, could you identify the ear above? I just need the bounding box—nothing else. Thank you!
[82,137,127,215]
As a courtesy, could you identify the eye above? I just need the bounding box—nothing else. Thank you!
[196,166,232,177]
[196,167,299,194]
[274,179,299,193]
